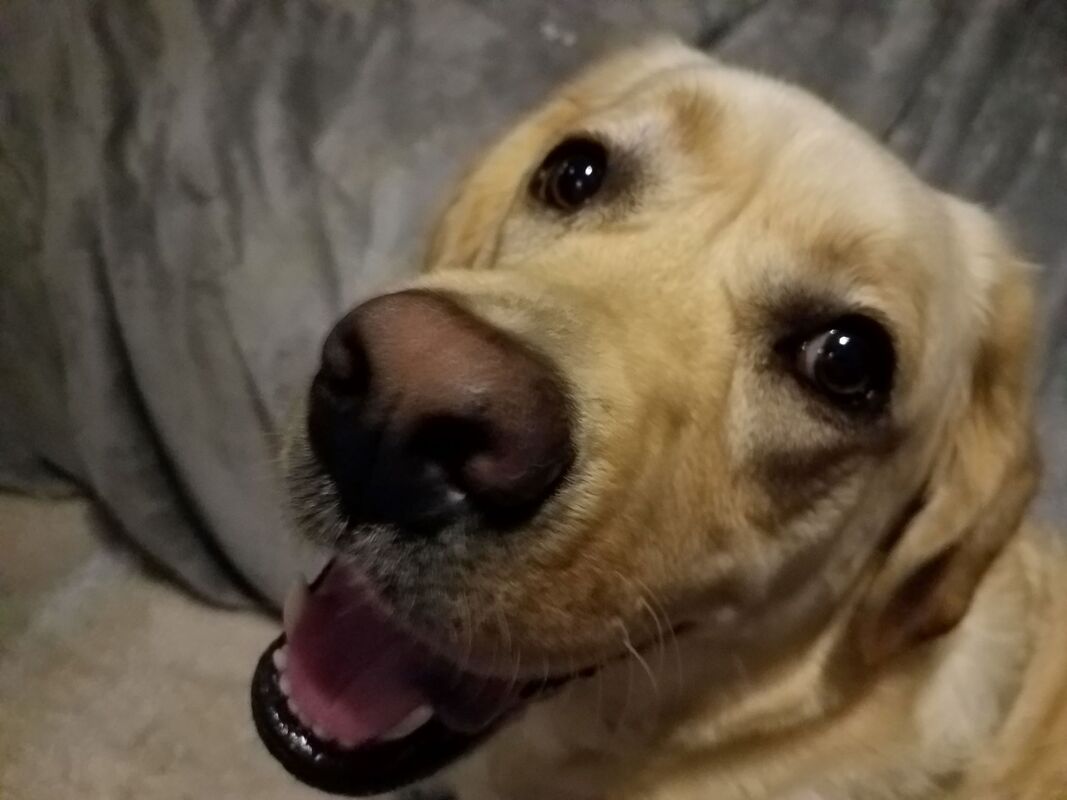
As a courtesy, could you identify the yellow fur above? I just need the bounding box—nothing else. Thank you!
[289,40,1067,799]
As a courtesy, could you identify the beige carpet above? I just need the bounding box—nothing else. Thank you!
[0,493,321,799]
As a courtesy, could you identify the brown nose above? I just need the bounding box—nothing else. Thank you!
[307,290,573,531]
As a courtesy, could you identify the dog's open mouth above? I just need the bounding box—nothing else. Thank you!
[250,560,584,796]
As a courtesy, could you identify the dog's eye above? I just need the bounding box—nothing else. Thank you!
[530,137,608,212]
[796,315,894,411]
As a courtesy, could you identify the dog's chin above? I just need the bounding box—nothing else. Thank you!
[250,558,602,797]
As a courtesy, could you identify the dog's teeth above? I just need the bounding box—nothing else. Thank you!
[283,583,308,635]
[288,700,311,728]
[295,544,333,586]
[278,674,292,697]
[304,556,332,587]
[380,705,433,742]
[272,646,289,671]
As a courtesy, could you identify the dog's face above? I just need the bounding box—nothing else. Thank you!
[253,41,1037,796]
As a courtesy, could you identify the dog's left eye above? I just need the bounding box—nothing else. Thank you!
[530,137,608,212]
[795,315,895,411]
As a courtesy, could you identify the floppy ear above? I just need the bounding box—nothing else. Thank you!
[424,38,708,271]
[852,201,1040,665]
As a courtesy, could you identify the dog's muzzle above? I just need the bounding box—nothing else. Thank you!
[250,289,580,795]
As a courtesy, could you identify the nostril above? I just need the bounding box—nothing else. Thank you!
[306,315,375,489]
[318,314,371,401]
[406,414,494,506]
[407,406,573,526]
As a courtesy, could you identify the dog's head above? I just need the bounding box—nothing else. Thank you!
[251,41,1038,795]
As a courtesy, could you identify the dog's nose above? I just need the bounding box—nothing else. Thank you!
[307,290,573,531]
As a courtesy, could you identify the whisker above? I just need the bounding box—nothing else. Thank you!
[630,577,670,679]
[458,594,475,677]
[616,618,638,727]
[622,618,660,706]
[494,604,522,694]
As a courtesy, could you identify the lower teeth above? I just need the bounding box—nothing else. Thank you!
[379,705,434,742]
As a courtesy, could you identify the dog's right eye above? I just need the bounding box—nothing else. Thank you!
[530,137,608,212]
[793,315,895,413]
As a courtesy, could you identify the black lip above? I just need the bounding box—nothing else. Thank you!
[250,635,499,796]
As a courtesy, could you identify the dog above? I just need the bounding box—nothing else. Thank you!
[250,39,1067,800]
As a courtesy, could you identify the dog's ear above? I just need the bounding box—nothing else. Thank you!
[852,201,1040,665]
[424,38,707,271]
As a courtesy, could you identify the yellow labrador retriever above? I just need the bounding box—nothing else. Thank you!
[250,40,1067,800]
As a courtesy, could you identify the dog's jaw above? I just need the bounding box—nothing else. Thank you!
[438,534,1044,800]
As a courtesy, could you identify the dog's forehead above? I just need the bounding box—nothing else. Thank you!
[627,68,931,225]
[515,57,980,403]
[554,64,948,318]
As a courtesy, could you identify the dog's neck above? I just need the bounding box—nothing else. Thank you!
[442,533,1046,800]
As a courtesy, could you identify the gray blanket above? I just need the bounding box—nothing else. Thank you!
[2,0,1065,607]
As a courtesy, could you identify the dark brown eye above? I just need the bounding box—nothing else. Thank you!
[530,137,608,212]
[796,315,895,411]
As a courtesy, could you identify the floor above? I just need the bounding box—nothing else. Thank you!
[0,492,322,799]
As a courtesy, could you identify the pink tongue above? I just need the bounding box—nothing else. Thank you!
[286,568,429,745]
[285,564,519,745]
